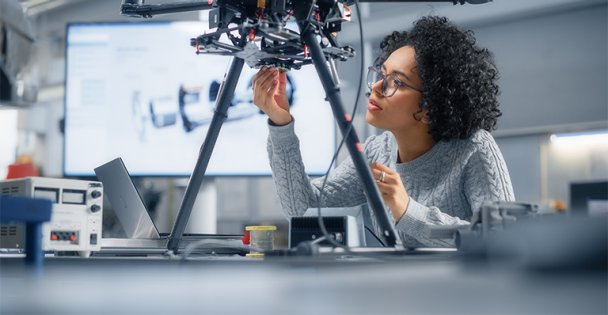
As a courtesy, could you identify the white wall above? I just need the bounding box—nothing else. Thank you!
[545,133,608,207]
[0,109,19,178]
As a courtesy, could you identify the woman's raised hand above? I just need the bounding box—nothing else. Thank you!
[252,66,292,126]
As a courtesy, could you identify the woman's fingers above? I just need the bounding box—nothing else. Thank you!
[372,162,392,172]
[252,66,292,125]
[255,67,277,86]
[253,67,284,118]
[254,68,279,97]
[371,162,394,183]
[260,74,277,92]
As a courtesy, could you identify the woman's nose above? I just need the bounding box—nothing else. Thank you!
[370,78,384,96]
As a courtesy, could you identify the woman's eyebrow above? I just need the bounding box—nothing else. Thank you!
[381,64,414,82]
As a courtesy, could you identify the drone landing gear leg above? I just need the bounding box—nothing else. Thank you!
[167,57,245,253]
[297,28,403,249]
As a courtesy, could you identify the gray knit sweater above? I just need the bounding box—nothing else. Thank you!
[267,120,515,247]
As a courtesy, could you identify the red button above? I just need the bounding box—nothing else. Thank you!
[69,235,76,241]
[51,234,58,241]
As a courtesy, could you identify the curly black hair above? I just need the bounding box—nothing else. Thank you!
[376,16,501,141]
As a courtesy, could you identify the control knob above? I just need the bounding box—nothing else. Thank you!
[90,204,101,213]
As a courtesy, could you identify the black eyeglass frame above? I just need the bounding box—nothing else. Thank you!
[366,66,422,97]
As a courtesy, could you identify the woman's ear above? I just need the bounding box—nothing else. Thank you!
[414,108,430,124]
[421,110,430,124]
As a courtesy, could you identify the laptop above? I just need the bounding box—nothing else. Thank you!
[94,157,242,255]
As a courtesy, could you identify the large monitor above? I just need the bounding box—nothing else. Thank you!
[64,21,335,177]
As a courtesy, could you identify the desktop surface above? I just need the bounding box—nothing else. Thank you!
[1,252,605,315]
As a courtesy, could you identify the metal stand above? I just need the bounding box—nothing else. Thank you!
[293,2,402,248]
[167,57,245,253]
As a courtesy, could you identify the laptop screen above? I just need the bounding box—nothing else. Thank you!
[94,158,161,239]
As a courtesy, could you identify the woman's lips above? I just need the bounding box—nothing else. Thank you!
[368,100,382,111]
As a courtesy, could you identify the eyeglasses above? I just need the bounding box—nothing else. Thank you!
[366,66,421,97]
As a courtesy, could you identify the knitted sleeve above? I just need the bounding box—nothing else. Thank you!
[462,131,516,214]
[395,131,515,247]
[267,120,367,217]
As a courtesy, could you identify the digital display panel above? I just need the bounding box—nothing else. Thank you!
[62,189,86,205]
[64,22,335,177]
[34,188,59,204]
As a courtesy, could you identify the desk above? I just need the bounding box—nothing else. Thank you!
[1,253,605,315]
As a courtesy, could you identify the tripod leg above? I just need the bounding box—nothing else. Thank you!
[294,17,403,248]
[167,57,245,253]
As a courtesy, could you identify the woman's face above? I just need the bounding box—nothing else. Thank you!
[366,46,425,133]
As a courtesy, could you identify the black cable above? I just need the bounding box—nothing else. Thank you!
[314,0,365,252]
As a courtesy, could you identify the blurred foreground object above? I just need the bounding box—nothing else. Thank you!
[0,195,52,268]
[458,203,607,271]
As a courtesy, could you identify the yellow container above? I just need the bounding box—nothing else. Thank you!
[245,225,276,257]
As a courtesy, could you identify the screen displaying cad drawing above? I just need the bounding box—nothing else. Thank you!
[64,22,335,176]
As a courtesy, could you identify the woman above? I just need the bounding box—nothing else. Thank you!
[252,16,514,247]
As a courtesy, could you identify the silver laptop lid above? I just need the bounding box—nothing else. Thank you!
[94,158,160,239]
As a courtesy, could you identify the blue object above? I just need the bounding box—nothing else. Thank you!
[0,196,52,267]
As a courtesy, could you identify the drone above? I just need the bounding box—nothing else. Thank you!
[121,0,359,70]
[121,0,489,70]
